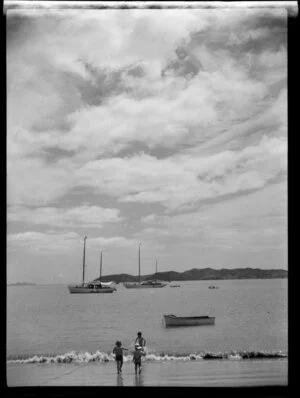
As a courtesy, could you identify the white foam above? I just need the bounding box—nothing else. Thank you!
[7,350,287,364]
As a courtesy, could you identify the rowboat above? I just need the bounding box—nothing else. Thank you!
[170,284,180,288]
[163,314,215,327]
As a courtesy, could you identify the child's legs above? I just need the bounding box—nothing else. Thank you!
[116,360,121,372]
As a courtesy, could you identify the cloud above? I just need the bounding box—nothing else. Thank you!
[138,180,287,250]
[7,157,75,206]
[7,205,122,227]
[76,135,286,211]
[7,231,81,254]
[7,9,208,81]
[6,8,288,276]
[7,230,137,254]
[7,8,287,211]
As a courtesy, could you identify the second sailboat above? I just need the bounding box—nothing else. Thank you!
[124,243,167,288]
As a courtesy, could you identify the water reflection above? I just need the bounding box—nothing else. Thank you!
[116,374,124,387]
[134,372,144,386]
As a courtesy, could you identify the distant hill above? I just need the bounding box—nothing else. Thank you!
[94,268,287,283]
[7,282,36,286]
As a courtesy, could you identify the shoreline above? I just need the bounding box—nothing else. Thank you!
[7,358,288,387]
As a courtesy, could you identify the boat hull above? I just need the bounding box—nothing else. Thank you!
[164,315,215,327]
[68,285,115,293]
[124,283,167,289]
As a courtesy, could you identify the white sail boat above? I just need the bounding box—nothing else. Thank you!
[124,244,167,288]
[68,237,116,294]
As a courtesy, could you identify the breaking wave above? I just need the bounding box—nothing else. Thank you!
[7,350,287,365]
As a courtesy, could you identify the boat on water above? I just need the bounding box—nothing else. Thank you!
[208,285,219,289]
[124,245,167,289]
[170,284,181,288]
[163,314,215,327]
[68,237,116,294]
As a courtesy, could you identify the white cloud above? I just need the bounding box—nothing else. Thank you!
[7,8,287,211]
[7,230,136,254]
[7,157,75,206]
[6,8,288,276]
[7,205,122,227]
[7,230,81,254]
[138,180,287,249]
[87,236,138,248]
[76,135,286,211]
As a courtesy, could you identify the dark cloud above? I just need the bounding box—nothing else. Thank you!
[250,13,287,32]
[73,63,148,107]
[29,69,83,133]
[6,13,34,45]
[162,44,202,78]
[6,12,62,46]
[41,147,77,164]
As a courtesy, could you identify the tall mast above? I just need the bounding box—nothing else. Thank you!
[155,258,158,281]
[82,236,87,285]
[100,250,102,282]
[138,242,141,284]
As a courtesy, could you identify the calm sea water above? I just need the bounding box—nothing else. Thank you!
[7,279,287,363]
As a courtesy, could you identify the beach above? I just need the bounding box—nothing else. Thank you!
[7,359,287,387]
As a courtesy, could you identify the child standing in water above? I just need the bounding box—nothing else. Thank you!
[113,341,128,373]
[133,344,146,374]
[134,332,146,350]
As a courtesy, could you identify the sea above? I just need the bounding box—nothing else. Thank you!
[7,279,287,364]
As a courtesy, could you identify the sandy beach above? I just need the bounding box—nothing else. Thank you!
[7,359,287,387]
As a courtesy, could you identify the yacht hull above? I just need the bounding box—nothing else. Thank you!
[68,285,115,293]
[124,283,166,289]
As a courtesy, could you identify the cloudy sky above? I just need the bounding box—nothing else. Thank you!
[7,5,288,284]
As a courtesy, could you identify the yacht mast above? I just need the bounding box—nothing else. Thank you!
[82,236,87,285]
[100,250,102,282]
[138,243,141,284]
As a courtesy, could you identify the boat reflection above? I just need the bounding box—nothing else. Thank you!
[134,372,144,386]
[116,374,124,387]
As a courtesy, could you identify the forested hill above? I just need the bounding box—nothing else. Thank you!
[94,268,287,283]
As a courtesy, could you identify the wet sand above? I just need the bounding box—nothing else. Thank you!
[7,359,287,387]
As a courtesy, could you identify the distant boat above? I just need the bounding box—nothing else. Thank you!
[124,246,167,289]
[68,237,116,294]
[208,285,219,289]
[170,284,180,288]
[163,314,215,327]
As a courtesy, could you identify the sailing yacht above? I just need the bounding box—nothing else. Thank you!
[124,244,167,289]
[68,237,116,294]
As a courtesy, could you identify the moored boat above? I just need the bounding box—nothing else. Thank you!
[125,280,167,288]
[163,314,215,327]
[124,246,167,289]
[68,282,116,294]
[68,238,116,294]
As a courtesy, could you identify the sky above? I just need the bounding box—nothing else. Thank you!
[7,5,288,284]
